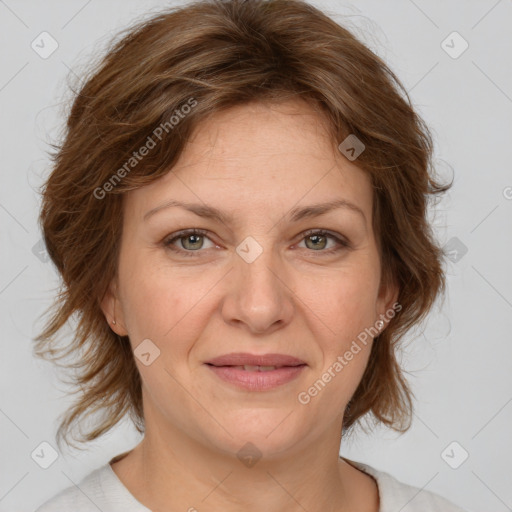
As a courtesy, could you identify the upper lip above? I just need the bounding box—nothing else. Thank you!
[205,353,306,367]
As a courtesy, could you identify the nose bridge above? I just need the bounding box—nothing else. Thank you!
[240,242,279,287]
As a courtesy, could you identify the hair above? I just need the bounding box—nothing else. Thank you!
[34,0,452,451]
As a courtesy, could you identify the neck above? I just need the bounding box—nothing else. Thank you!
[111,414,378,512]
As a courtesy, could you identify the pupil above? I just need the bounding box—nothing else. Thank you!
[308,234,325,250]
[185,234,202,249]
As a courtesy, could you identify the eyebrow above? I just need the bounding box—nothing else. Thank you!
[143,198,366,224]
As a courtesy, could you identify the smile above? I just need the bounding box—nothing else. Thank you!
[205,363,307,391]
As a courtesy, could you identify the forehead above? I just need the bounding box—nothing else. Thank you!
[183,99,338,169]
[124,99,373,225]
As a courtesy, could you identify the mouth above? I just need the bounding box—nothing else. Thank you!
[204,352,307,368]
[205,363,306,371]
[204,355,307,391]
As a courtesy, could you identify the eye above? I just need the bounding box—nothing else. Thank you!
[297,229,350,255]
[163,228,350,258]
[163,229,215,257]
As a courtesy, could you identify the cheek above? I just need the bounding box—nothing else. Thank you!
[118,261,214,354]
[299,268,380,344]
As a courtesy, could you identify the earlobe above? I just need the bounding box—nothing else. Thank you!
[99,279,128,336]
[376,275,400,333]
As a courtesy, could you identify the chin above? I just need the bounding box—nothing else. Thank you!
[202,411,307,460]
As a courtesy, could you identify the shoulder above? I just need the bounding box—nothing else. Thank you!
[344,458,468,512]
[34,459,151,512]
[34,467,106,512]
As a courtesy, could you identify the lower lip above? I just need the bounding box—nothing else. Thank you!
[205,364,306,391]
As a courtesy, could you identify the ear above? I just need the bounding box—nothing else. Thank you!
[99,278,129,337]
[375,272,400,334]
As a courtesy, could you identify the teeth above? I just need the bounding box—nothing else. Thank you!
[242,365,277,371]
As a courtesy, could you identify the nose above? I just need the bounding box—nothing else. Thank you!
[221,241,294,335]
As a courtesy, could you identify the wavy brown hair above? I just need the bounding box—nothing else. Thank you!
[34,0,451,451]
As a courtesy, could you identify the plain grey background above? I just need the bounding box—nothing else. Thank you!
[0,1,511,511]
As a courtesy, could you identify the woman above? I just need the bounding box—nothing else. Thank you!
[33,0,467,510]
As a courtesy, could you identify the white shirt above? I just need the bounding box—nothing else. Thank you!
[34,454,468,512]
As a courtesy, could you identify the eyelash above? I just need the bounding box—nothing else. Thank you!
[163,228,350,258]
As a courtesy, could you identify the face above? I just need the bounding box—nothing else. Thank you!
[102,99,397,459]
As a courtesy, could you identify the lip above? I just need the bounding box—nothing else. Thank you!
[206,364,306,391]
[205,352,306,367]
[204,352,307,391]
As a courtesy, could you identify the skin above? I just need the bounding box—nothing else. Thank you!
[101,99,398,512]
